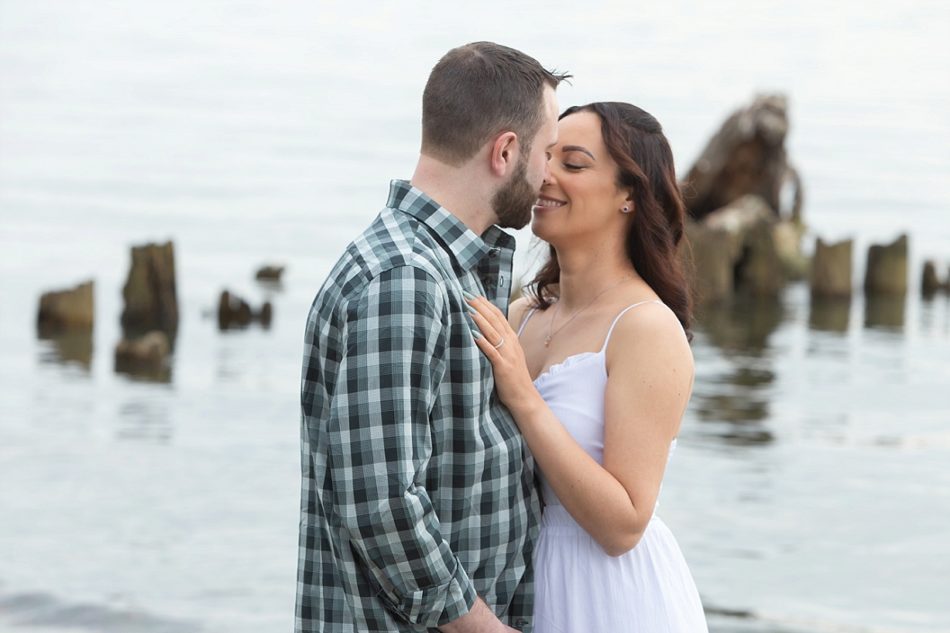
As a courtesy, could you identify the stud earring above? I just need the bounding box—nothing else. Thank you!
[621,206,631,214]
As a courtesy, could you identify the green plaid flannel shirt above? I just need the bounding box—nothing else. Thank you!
[296,180,541,632]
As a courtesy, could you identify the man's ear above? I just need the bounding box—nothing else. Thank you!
[489,131,518,177]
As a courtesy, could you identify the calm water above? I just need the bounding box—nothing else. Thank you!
[2,1,949,632]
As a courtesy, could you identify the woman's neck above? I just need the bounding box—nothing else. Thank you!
[554,242,639,311]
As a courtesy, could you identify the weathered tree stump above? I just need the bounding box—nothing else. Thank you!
[809,297,850,333]
[259,301,273,326]
[683,220,735,304]
[864,234,908,295]
[774,220,808,281]
[704,195,784,297]
[115,330,171,379]
[682,94,799,222]
[39,330,93,368]
[121,241,178,336]
[811,238,853,299]
[37,280,94,334]
[921,261,941,298]
[865,295,905,331]
[703,194,772,241]
[683,194,792,303]
[780,164,805,223]
[736,221,784,296]
[218,290,272,330]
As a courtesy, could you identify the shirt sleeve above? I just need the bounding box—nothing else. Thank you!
[326,264,478,628]
[501,456,540,632]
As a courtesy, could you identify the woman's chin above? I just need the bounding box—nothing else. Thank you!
[529,218,549,240]
[530,215,555,239]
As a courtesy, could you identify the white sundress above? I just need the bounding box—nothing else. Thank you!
[519,300,708,633]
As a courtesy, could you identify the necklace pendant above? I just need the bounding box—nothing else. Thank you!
[544,335,552,347]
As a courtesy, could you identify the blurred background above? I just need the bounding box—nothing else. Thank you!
[2,1,949,632]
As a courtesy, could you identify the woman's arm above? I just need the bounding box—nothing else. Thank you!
[467,296,694,556]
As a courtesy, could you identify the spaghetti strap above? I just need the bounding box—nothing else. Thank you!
[600,300,663,352]
[517,308,538,337]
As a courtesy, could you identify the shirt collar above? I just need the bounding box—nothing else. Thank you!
[387,180,515,272]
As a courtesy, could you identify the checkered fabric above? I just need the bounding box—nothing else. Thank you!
[296,180,541,632]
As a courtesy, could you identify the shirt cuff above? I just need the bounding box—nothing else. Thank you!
[435,560,478,626]
[385,557,476,628]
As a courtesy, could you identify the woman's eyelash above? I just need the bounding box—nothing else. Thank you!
[563,163,584,170]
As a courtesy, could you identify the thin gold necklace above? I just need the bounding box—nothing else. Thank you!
[544,278,634,347]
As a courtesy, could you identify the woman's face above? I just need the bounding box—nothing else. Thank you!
[531,111,630,245]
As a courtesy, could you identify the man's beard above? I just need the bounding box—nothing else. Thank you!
[491,154,537,230]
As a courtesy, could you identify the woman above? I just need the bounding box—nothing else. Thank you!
[467,102,707,632]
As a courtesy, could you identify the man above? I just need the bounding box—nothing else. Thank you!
[296,42,566,632]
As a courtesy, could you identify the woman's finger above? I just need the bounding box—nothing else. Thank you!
[471,308,511,353]
[475,328,504,371]
[467,296,512,336]
[481,296,510,325]
[472,327,503,363]
[469,308,503,347]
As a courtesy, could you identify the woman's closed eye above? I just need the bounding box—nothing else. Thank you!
[563,162,587,171]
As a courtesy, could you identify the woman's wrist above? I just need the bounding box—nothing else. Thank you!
[505,388,545,422]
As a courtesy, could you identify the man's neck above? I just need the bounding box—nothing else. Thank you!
[410,154,497,236]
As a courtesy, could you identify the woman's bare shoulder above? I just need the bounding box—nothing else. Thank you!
[507,296,535,329]
[607,301,693,369]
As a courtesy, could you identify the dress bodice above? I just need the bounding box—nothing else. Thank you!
[520,300,676,508]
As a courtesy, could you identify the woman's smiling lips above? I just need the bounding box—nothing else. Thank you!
[533,195,567,210]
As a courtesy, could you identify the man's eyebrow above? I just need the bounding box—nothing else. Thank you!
[562,145,595,160]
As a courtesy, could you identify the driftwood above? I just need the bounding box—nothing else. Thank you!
[678,94,812,304]
[864,234,908,295]
[682,94,801,222]
[255,265,285,282]
[37,280,94,333]
[218,290,272,330]
[121,241,179,336]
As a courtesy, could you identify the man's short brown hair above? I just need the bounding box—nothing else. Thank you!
[421,42,569,166]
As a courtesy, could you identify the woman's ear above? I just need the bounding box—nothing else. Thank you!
[621,193,635,214]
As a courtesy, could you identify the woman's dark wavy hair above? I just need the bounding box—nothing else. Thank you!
[526,102,693,340]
